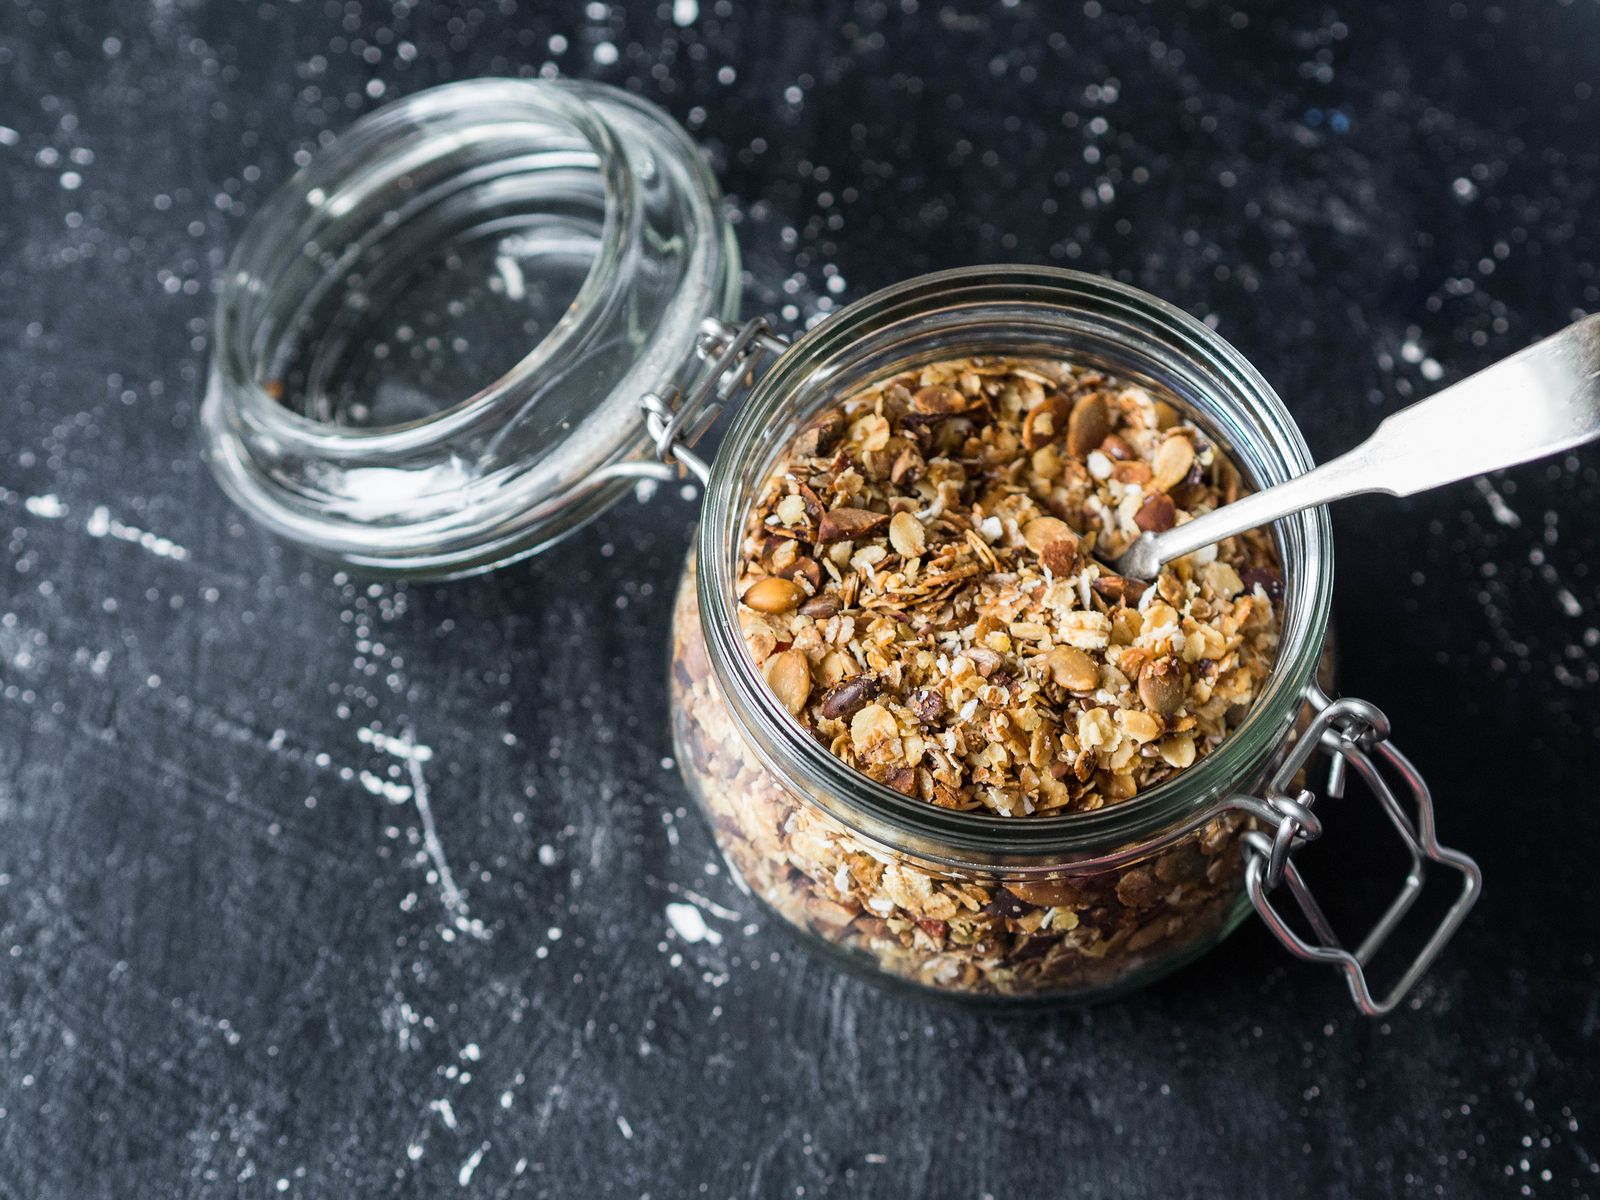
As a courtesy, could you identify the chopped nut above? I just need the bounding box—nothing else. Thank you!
[742,576,804,613]
[1241,566,1284,602]
[777,555,823,591]
[889,510,927,558]
[1044,645,1099,691]
[1022,516,1074,554]
[764,650,812,715]
[1040,535,1079,576]
[909,688,944,725]
[1006,879,1083,907]
[884,766,918,796]
[820,674,880,720]
[1138,658,1186,717]
[1092,574,1147,606]
[1066,391,1111,458]
[1134,492,1177,533]
[912,384,972,414]
[818,506,890,543]
[1022,393,1070,450]
[799,593,841,618]
[1152,435,1195,492]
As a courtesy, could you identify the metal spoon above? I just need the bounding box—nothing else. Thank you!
[1113,314,1600,582]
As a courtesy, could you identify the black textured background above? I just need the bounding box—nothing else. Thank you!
[2,2,1598,1197]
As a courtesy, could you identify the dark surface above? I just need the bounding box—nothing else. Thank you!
[2,1,1598,1196]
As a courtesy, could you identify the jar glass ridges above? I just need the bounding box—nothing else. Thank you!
[201,79,739,578]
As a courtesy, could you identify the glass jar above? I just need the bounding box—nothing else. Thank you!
[201,78,1480,1013]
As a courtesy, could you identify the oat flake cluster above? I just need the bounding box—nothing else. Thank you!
[734,355,1285,816]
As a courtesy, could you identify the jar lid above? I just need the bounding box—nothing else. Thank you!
[201,79,740,577]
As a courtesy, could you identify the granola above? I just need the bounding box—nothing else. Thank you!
[670,565,1255,998]
[732,356,1284,817]
[665,355,1295,999]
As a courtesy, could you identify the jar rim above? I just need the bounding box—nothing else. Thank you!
[211,80,633,452]
[696,266,1334,865]
[201,79,740,577]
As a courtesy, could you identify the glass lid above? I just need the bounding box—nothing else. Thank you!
[200,79,740,578]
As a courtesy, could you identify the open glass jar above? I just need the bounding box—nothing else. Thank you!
[202,78,1480,1013]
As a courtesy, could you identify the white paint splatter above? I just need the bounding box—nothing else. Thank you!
[85,504,191,560]
[429,1097,458,1130]
[359,770,412,803]
[457,1143,488,1186]
[399,727,488,941]
[23,493,65,518]
[1474,477,1521,528]
[358,724,434,762]
[665,902,722,946]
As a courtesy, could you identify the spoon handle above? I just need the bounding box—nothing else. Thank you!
[1117,313,1600,579]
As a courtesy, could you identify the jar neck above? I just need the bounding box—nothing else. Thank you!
[696,266,1333,870]
[202,80,738,578]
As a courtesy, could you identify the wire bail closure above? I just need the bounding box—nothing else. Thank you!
[627,317,789,486]
[1230,685,1482,1016]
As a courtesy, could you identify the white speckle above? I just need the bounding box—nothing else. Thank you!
[537,844,558,867]
[461,1042,480,1061]
[366,79,386,99]
[864,1152,888,1164]
[616,1115,633,1140]
[672,0,698,23]
[665,901,722,945]
[429,1098,458,1130]
[1556,589,1583,618]
[358,724,434,762]
[406,1143,424,1162]
[0,126,18,146]
[82,504,190,560]
[457,1143,487,1186]
[546,926,562,941]
[399,729,489,941]
[593,41,618,65]
[632,478,659,504]
[60,171,82,191]
[358,770,412,803]
[23,494,65,519]
[1474,477,1522,528]
[1452,177,1478,201]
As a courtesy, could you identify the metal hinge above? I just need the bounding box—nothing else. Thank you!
[596,316,789,490]
[1229,685,1482,1016]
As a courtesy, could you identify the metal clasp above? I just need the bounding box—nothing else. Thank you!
[1231,685,1482,1016]
[611,316,788,488]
